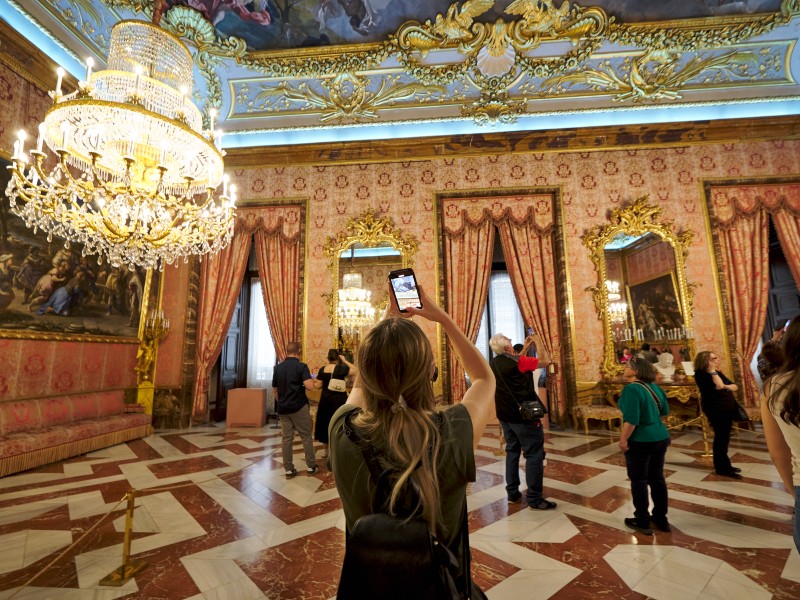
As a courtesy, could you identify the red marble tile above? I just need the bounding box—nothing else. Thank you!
[238,527,344,600]
[471,546,519,593]
[148,455,228,478]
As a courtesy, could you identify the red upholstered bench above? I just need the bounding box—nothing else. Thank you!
[0,390,152,477]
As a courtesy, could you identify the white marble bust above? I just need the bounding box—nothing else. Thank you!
[654,352,676,382]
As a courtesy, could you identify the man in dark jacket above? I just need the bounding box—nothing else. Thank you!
[272,341,319,478]
[490,332,557,510]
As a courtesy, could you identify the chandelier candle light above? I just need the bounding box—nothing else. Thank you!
[337,273,376,336]
[6,20,236,270]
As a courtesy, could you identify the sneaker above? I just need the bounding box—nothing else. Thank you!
[307,465,319,475]
[624,518,653,536]
[529,499,557,510]
[650,519,672,533]
[508,491,522,503]
[285,468,297,479]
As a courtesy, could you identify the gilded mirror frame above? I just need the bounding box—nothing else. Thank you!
[323,209,419,344]
[582,196,695,379]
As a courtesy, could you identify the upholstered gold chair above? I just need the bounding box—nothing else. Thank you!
[572,383,623,435]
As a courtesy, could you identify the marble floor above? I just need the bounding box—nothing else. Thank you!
[0,420,798,599]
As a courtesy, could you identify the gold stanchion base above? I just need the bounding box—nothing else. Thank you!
[99,560,147,586]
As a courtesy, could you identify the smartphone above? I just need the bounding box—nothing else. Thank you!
[388,268,422,313]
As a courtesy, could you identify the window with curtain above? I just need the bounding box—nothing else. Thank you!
[475,271,525,360]
[246,278,277,389]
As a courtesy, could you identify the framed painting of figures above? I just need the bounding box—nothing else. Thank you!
[626,272,685,342]
[0,157,151,342]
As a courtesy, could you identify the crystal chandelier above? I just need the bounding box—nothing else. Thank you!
[337,273,376,336]
[5,19,235,270]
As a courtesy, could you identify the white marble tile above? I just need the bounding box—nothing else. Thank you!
[470,540,578,572]
[21,529,73,570]
[667,507,794,549]
[485,567,580,599]
[0,531,28,574]
[781,546,800,583]
[186,535,268,561]
[181,556,250,590]
[0,498,65,526]
[200,577,267,600]
[633,571,704,599]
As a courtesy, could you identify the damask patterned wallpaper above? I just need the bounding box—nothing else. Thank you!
[626,240,678,286]
[1,49,798,403]
[235,139,800,384]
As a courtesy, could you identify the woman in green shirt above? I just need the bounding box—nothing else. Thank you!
[618,356,671,536]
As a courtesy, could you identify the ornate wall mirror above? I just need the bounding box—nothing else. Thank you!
[582,196,695,378]
[323,209,418,352]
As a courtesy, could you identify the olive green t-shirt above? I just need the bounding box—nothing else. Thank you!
[329,403,475,585]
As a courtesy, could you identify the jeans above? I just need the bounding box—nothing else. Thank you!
[794,486,800,554]
[624,438,670,524]
[280,405,317,471]
[707,415,734,474]
[500,420,545,505]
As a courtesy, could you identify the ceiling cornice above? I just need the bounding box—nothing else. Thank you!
[224,114,800,168]
[0,16,77,93]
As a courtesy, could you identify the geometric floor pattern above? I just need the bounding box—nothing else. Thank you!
[0,421,798,599]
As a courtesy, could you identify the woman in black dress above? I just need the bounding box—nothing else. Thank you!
[315,349,354,457]
[694,350,742,479]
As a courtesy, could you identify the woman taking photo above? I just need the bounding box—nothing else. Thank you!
[329,283,495,599]
[762,316,800,552]
[618,356,671,536]
[693,350,742,479]
[313,349,355,458]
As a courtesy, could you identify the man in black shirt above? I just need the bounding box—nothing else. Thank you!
[272,341,318,478]
[490,332,557,510]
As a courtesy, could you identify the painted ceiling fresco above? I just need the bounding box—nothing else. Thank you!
[168,0,783,52]
[3,0,798,147]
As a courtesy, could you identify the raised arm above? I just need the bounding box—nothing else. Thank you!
[405,285,495,447]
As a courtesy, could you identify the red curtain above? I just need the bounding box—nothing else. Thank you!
[497,214,563,420]
[440,194,559,405]
[192,205,304,423]
[254,224,301,361]
[717,212,769,406]
[772,202,800,288]
[191,228,252,422]
[443,220,494,402]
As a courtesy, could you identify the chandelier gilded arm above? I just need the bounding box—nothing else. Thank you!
[6,18,237,270]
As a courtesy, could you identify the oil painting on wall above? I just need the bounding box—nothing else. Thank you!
[0,158,147,341]
[626,272,684,341]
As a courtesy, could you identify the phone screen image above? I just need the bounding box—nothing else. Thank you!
[389,270,422,312]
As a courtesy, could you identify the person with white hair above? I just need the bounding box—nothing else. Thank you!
[489,331,557,510]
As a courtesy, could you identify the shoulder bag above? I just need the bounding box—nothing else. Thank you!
[494,361,546,420]
[328,365,347,392]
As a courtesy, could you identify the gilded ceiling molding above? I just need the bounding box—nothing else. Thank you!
[99,0,799,127]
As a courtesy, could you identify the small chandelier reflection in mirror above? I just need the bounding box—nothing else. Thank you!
[338,273,375,335]
[6,19,235,271]
[605,280,621,302]
[609,301,628,324]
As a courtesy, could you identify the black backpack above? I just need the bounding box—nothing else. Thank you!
[336,410,470,600]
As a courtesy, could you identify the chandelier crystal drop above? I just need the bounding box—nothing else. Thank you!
[337,273,375,336]
[5,20,235,271]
